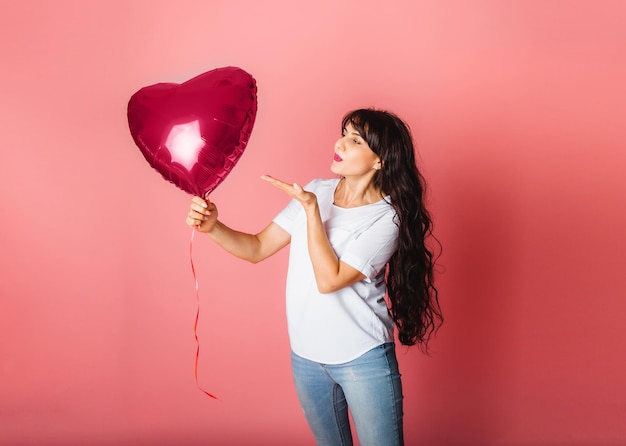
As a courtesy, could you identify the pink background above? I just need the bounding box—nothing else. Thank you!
[1,1,625,445]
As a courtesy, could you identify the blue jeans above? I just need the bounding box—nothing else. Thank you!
[291,343,404,446]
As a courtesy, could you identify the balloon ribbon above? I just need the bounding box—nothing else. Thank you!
[190,228,218,399]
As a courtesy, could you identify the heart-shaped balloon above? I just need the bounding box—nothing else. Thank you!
[127,66,257,197]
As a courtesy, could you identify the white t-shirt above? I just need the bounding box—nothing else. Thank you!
[273,178,399,364]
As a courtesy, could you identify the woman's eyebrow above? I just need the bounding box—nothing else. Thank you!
[344,128,362,137]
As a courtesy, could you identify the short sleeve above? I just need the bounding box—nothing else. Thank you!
[272,179,320,234]
[339,211,399,281]
[272,198,301,234]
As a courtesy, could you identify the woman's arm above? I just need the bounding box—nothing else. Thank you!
[261,176,365,293]
[301,200,366,293]
[187,196,290,263]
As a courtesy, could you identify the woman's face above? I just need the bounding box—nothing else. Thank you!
[331,122,381,177]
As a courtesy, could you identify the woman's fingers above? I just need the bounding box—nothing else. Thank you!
[261,175,299,195]
[190,196,215,214]
[192,196,207,206]
[191,196,209,212]
[186,210,204,226]
[260,174,290,190]
[187,196,216,228]
[261,175,315,207]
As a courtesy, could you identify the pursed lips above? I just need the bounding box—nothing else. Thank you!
[333,153,343,162]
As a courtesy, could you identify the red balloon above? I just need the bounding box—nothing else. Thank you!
[127,66,258,197]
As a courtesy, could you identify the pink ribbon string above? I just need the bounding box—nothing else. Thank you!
[190,228,218,399]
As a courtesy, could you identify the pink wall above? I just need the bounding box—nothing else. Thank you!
[1,1,625,445]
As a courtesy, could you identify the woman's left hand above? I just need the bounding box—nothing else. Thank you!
[261,175,317,209]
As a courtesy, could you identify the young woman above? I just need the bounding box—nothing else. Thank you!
[186,108,442,446]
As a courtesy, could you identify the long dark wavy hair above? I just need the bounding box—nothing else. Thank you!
[342,108,443,351]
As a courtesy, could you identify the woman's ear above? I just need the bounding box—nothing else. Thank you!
[373,159,382,170]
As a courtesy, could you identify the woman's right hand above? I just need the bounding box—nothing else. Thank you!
[186,196,218,233]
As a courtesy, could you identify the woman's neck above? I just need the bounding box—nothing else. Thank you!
[333,177,384,208]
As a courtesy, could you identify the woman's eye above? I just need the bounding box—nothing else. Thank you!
[352,138,360,144]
